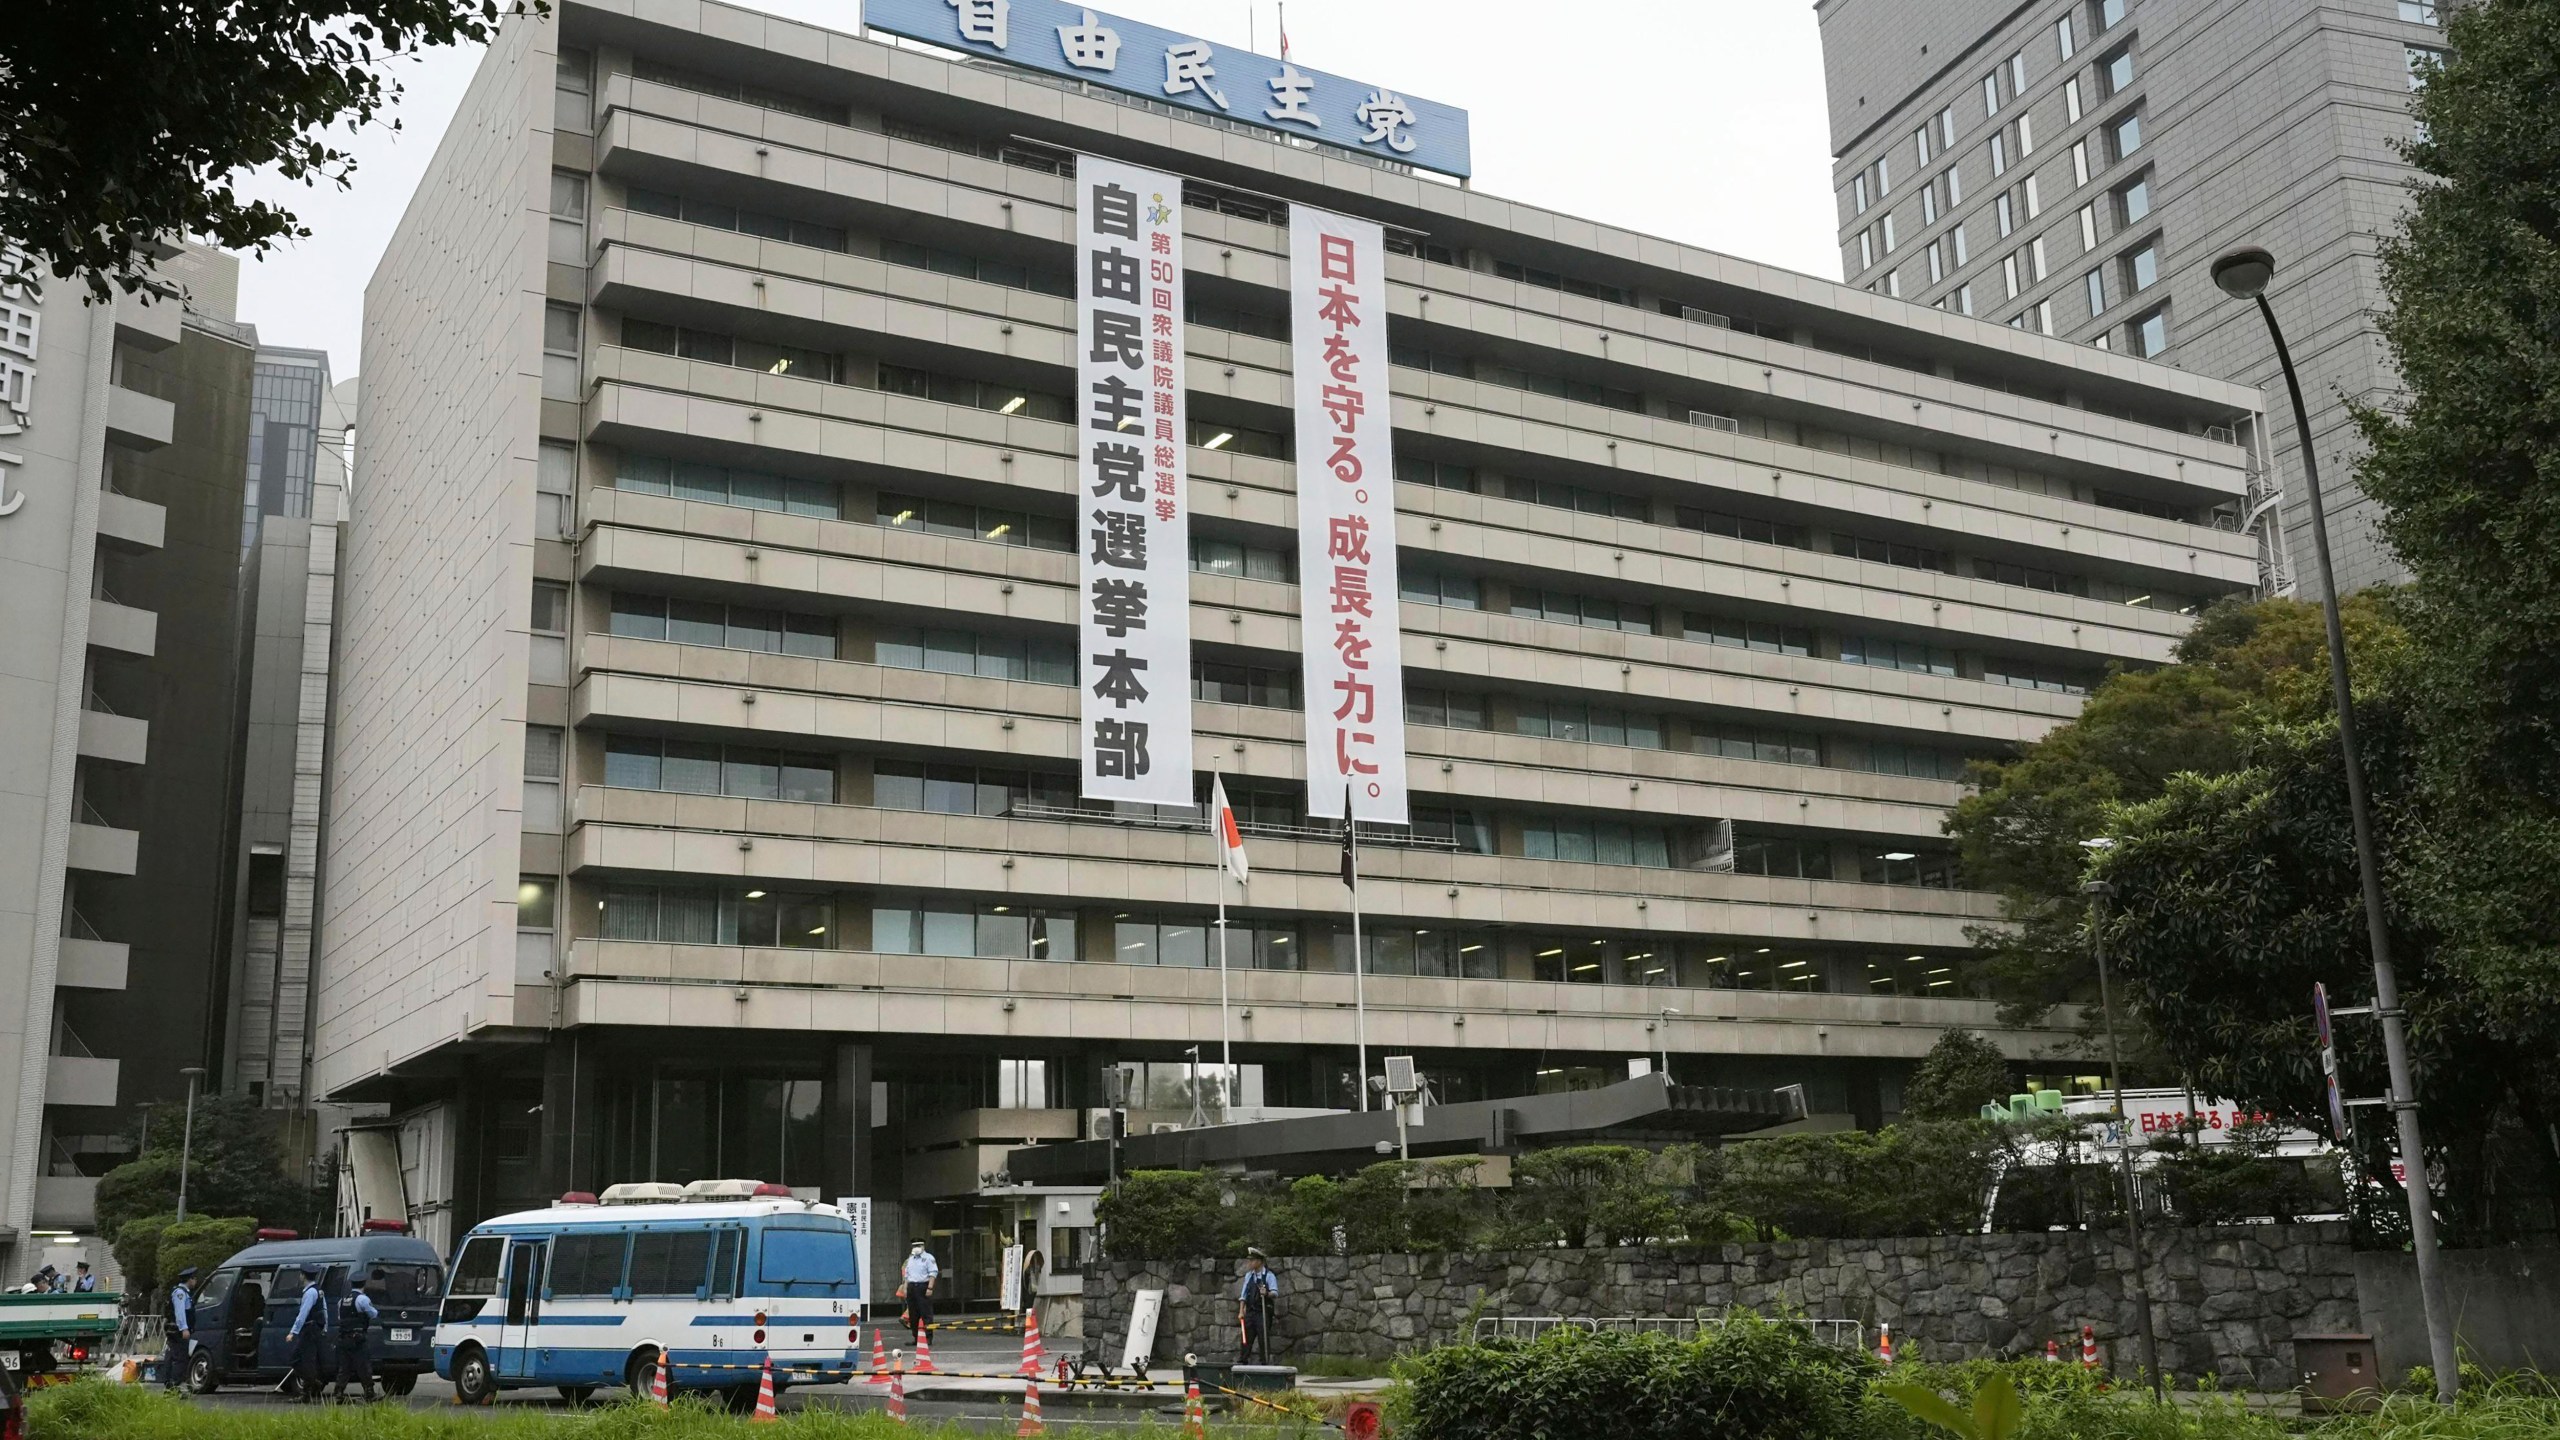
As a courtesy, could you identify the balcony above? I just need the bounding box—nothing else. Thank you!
[96,489,166,551]
[67,805,139,876]
[85,597,156,658]
[55,935,129,992]
[104,385,173,451]
[112,287,182,354]
[75,708,148,767]
[43,1055,119,1111]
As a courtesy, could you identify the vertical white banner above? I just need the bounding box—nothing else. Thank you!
[1291,207,1407,823]
[1076,155,1194,804]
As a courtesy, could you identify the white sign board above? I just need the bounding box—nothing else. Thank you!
[836,1196,874,1313]
[1076,154,1194,803]
[1001,1241,1025,1313]
[1122,1287,1165,1372]
[1289,206,1406,821]
[0,246,42,520]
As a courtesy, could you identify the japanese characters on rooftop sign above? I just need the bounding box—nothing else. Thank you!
[0,248,38,521]
[1075,154,1195,804]
[1291,206,1406,824]
[864,0,1473,179]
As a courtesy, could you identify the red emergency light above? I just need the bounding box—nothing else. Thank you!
[360,1218,411,1233]
[751,1183,793,1198]
[253,1228,299,1242]
[557,1192,600,1206]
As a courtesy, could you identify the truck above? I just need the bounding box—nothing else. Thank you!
[0,1290,118,1381]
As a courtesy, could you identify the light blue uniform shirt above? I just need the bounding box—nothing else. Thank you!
[902,1251,939,1285]
[290,1286,327,1338]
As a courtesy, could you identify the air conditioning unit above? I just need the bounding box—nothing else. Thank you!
[1383,1055,1419,1095]
[1148,1122,1184,1135]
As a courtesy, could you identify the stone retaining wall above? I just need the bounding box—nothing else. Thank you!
[1083,1224,2359,1391]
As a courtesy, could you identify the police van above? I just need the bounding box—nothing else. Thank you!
[181,1223,445,1394]
[435,1181,865,1407]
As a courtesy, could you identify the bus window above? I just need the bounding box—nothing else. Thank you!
[711,1229,741,1300]
[759,1225,858,1289]
[631,1230,715,1297]
[548,1231,629,1299]
[444,1235,505,1324]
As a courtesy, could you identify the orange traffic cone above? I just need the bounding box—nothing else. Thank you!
[752,1360,779,1424]
[2046,1339,2061,1363]
[2080,1325,2099,1369]
[1016,1376,1046,1437]
[868,1327,892,1385]
[1019,1306,1045,1376]
[1186,1379,1207,1440]
[888,1354,908,1425]
[650,1353,671,1408]
[1876,1322,1895,1366]
[913,1331,937,1374]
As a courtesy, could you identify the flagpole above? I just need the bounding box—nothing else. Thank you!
[1348,784,1367,1112]
[1212,764,1233,1124]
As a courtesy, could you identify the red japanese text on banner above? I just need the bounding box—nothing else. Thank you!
[1076,155,1194,803]
[1289,206,1406,823]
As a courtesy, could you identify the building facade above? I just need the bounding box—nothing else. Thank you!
[1820,0,2452,596]
[322,1,2264,1296]
[0,244,254,1265]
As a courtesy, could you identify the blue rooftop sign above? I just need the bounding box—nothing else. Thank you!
[862,0,1473,178]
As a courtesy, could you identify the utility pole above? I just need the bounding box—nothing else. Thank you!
[2082,881,2162,1403]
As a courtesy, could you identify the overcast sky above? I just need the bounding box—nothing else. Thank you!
[233,0,1842,380]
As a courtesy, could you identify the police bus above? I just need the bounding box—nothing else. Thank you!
[434,1181,865,1407]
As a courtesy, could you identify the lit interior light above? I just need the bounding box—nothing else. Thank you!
[992,905,1011,913]
[1754,948,1772,954]
[1459,944,1482,953]
[1883,851,1917,862]
[985,523,1012,538]
[1927,967,1953,976]
[1205,432,1235,450]
[768,359,792,375]
[1000,396,1027,415]
[808,927,826,936]
[1537,948,1565,958]
[746,890,767,899]
[1573,963,1599,973]
[1536,1068,1562,1077]
[1781,960,1811,970]
[1906,955,1926,962]
[1928,979,1954,988]
[892,509,915,525]
[2126,595,2152,607]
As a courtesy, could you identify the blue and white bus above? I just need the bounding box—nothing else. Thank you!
[434,1181,866,1406]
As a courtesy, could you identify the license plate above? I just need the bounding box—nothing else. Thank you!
[390,1329,413,1344]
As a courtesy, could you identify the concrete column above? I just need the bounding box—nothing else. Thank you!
[538,1032,600,1198]
[821,1041,875,1201]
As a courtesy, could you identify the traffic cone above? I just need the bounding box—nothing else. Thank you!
[868,1327,892,1385]
[752,1360,778,1424]
[1018,1306,1045,1376]
[887,1354,908,1425]
[2080,1325,2099,1369]
[1876,1322,1894,1366]
[1016,1376,1046,1437]
[1186,1379,1207,1440]
[2046,1339,2061,1363]
[650,1354,671,1408]
[913,1330,937,1374]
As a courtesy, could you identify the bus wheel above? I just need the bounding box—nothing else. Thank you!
[450,1345,497,1406]
[558,1386,596,1406]
[723,1384,759,1416]
[381,1372,417,1398]
[625,1349,661,1401]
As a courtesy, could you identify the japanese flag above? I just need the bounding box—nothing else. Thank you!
[1211,774,1250,885]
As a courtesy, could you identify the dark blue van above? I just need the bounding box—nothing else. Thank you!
[180,1224,444,1395]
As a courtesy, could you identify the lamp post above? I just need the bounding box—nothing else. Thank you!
[2213,247,2459,1405]
[1657,1008,1679,1081]
[2079,879,2161,1402]
[174,1066,206,1222]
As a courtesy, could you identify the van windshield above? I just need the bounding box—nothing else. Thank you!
[758,1225,858,1286]
[448,1236,504,1298]
[369,1263,443,1305]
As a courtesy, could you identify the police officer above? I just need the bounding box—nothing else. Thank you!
[898,1239,938,1344]
[331,1272,381,1402]
[281,1265,330,1402]
[71,1262,97,1293]
[161,1266,198,1393]
[1236,1249,1280,1365]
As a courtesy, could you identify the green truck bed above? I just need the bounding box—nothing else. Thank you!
[0,1291,120,1344]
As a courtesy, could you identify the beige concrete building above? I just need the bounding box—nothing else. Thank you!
[322,1,2264,1296]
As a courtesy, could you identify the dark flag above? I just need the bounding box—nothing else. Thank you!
[1339,784,1357,890]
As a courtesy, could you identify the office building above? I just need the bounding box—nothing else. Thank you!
[0,243,254,1265]
[1820,0,2455,595]
[322,0,2264,1304]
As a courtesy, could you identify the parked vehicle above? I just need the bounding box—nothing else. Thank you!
[0,1289,117,1379]
[182,1223,444,1395]
[434,1181,864,1409]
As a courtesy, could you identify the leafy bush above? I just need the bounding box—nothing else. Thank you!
[158,1216,259,1292]
[1905,1032,2018,1122]
[2149,1124,2341,1224]
[1094,1169,1235,1260]
[1718,1123,1999,1240]
[111,1213,176,1298]
[1396,1316,1877,1440]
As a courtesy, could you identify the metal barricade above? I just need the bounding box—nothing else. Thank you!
[1470,1316,1598,1344]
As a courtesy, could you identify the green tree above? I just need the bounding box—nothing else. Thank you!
[0,2,543,299]
[94,1093,315,1246]
[156,1217,261,1295]
[1902,1030,2016,1121]
[1095,1170,1235,1260]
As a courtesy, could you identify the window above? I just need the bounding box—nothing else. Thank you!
[1514,697,1663,750]
[1876,155,1892,195]
[618,454,840,518]
[1881,213,1898,253]
[1984,656,2093,694]
[2099,0,2127,28]
[873,759,1078,818]
[2406,45,2443,90]
[1840,633,1957,676]
[1922,184,1939,226]
[1729,834,1833,881]
[878,493,1070,551]
[2117,174,2151,223]
[605,885,835,948]
[516,875,556,932]
[2009,51,2028,95]
[2031,236,2049,280]
[531,582,568,635]
[1860,740,1971,781]
[630,187,851,254]
[1523,816,1675,869]
[525,726,563,832]
[1913,124,1933,167]
[1989,133,2008,177]
[1982,71,2002,117]
[1511,586,1650,633]
[2003,253,2021,299]
[1694,722,1821,767]
[1978,557,2090,595]
[1832,532,1943,571]
[537,440,576,538]
[1190,536,1295,582]
[1492,259,1631,305]
[1685,611,1813,656]
[1679,508,1811,549]
[530,582,568,685]
[873,898,1076,960]
[623,319,841,384]
[555,46,591,132]
[2110,111,2143,160]
[884,236,1073,295]
[1997,193,2015,237]
[1184,295,1289,340]
[2397,1,2437,21]
[2036,299,2055,335]
[2067,77,2084,125]
[1528,479,1648,521]
[549,170,589,264]
[2025,175,2042,218]
[2018,113,2036,157]
[1857,231,1874,271]
[1957,283,1976,316]
[1860,849,1960,888]
[1938,106,1956,148]
[1340,924,1498,979]
[1927,240,1944,284]
[2057,13,2076,59]
[629,1231,714,1298]
[1952,222,1970,266]
[876,363,1067,421]
[2131,306,2168,357]
[1947,163,1963,205]
[542,302,581,400]
[1405,686,1489,730]
[2126,240,2160,292]
[1399,566,1479,611]
[1395,457,1480,493]
[449,1238,504,1299]
[2072,140,2090,187]
[875,625,1074,684]
[608,594,838,659]
[2101,46,2136,95]
[2079,204,2099,251]
[759,1227,858,1286]
[2085,268,2107,316]
[631,57,848,124]
[548,1233,627,1297]
[1193,661,1298,709]
[607,736,835,803]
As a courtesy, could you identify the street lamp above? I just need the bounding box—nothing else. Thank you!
[1657,1008,1680,1081]
[174,1066,206,1222]
[2079,877,2162,1402]
[2214,246,2459,1404]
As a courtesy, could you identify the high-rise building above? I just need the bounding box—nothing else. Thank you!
[1818,0,2449,596]
[0,243,255,1270]
[322,0,2264,1285]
